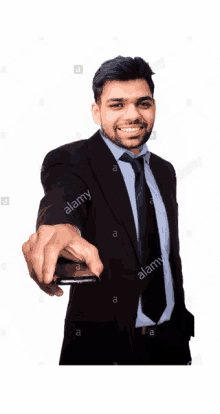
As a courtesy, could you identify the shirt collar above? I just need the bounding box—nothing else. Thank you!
[99,128,151,164]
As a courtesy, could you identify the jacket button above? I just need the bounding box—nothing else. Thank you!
[133,313,137,320]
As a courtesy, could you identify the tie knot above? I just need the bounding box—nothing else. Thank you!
[120,152,144,175]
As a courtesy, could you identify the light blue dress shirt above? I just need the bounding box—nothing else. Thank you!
[76,129,175,327]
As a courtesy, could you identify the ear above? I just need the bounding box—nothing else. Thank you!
[91,102,101,126]
[152,99,156,119]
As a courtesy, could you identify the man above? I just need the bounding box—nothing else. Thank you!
[22,55,194,365]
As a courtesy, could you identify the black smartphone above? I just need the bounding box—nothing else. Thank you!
[51,257,100,285]
[52,275,100,285]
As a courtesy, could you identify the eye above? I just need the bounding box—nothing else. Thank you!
[109,103,152,108]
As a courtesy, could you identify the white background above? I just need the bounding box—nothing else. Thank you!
[0,0,219,412]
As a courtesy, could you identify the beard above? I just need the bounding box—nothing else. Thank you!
[100,124,153,150]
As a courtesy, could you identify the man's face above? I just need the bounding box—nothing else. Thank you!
[91,78,156,156]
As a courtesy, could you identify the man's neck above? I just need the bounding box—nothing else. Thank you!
[130,148,141,156]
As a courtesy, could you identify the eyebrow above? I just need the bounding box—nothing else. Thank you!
[107,95,153,103]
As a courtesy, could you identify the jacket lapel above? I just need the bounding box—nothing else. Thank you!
[86,130,176,269]
[87,130,141,265]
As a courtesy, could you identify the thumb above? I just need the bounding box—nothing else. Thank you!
[89,259,104,278]
[48,284,64,296]
[54,290,63,296]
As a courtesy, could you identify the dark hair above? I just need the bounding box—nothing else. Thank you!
[92,55,155,106]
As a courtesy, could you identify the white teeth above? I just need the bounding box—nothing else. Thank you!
[119,127,142,132]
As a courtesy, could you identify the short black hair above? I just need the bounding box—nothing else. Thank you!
[92,55,155,106]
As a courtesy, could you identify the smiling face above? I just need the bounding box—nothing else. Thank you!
[91,78,156,156]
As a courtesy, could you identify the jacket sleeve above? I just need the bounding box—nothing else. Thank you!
[36,149,91,234]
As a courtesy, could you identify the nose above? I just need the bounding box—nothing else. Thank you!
[121,103,144,121]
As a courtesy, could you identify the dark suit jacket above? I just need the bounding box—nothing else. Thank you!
[36,129,194,360]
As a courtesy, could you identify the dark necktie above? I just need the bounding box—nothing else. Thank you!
[120,152,167,323]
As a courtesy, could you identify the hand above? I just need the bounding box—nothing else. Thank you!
[22,224,104,297]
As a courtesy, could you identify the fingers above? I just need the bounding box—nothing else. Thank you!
[22,238,34,276]
[42,233,72,284]
[31,226,57,284]
[63,239,104,278]
[37,224,79,284]
[29,233,38,243]
[59,247,80,261]
[82,244,104,278]
[39,282,64,297]
[22,224,104,293]
[22,230,64,296]
[40,225,86,283]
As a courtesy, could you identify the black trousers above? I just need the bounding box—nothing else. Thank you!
[59,319,192,365]
[132,323,192,365]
